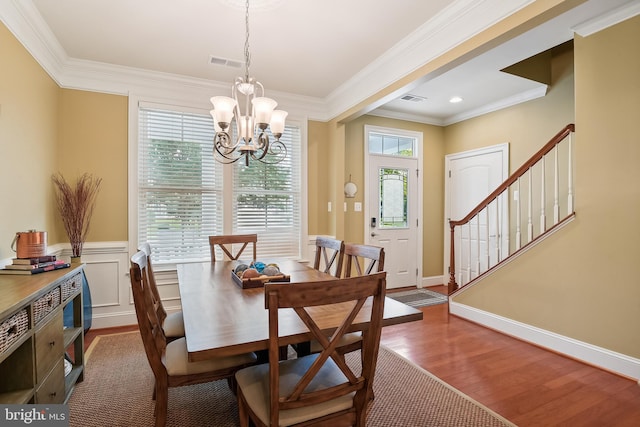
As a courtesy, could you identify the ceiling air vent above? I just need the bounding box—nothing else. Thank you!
[209,56,243,68]
[400,94,427,102]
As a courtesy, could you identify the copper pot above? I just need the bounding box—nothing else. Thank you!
[11,230,48,259]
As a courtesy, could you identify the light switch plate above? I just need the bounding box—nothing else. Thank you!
[354,202,362,212]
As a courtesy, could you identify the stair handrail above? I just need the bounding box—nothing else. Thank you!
[448,123,575,293]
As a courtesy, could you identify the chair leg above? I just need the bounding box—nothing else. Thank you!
[237,389,250,427]
[154,383,168,427]
[227,376,238,395]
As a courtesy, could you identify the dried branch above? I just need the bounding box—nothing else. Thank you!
[52,173,102,258]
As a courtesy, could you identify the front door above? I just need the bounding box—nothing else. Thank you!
[365,126,421,289]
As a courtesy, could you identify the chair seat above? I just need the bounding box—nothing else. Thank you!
[309,332,362,354]
[164,337,257,377]
[236,354,355,426]
[163,311,185,338]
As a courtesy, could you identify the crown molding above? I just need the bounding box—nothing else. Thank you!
[0,0,327,119]
[442,85,548,125]
[369,85,547,126]
[572,0,640,37]
[324,0,534,120]
[366,109,445,127]
[2,0,535,124]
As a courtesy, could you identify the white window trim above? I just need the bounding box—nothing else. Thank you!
[128,95,309,268]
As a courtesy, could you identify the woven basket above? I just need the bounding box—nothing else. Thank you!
[33,287,61,324]
[61,273,82,301]
[0,309,29,355]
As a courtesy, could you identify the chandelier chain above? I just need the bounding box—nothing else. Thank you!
[244,0,251,82]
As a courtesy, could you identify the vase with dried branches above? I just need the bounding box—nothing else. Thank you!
[52,172,102,262]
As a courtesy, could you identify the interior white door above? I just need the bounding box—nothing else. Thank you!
[367,155,418,289]
[444,144,508,284]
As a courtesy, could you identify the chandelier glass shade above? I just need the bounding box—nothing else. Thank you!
[210,0,288,166]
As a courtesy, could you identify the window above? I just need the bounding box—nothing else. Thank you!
[368,132,415,157]
[137,105,302,264]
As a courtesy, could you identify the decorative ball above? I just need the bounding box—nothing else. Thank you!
[241,268,260,279]
[251,261,266,273]
[262,265,280,276]
[235,264,249,276]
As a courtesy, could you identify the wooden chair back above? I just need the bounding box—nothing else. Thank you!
[209,234,257,262]
[130,250,168,380]
[263,272,386,426]
[138,242,167,324]
[343,243,385,277]
[313,236,345,278]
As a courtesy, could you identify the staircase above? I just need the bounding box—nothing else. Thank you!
[448,124,575,294]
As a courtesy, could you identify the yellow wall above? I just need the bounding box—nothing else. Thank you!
[57,89,128,242]
[307,120,331,235]
[453,16,640,358]
[0,23,59,259]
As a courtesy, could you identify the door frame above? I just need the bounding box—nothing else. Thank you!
[443,143,509,279]
[363,125,423,287]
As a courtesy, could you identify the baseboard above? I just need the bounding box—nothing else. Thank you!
[90,311,138,329]
[421,275,445,288]
[449,301,640,381]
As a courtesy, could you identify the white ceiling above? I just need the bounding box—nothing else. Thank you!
[5,0,640,124]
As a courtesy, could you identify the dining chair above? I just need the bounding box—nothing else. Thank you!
[209,234,257,262]
[343,243,385,277]
[129,250,258,427]
[235,272,386,427]
[309,243,385,356]
[138,242,184,341]
[313,236,345,278]
[294,236,345,356]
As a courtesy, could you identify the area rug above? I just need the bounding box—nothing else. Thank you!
[69,331,514,427]
[388,288,448,307]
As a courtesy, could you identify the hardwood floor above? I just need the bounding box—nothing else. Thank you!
[381,286,640,426]
[84,286,640,426]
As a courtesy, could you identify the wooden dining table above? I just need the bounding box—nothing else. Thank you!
[177,259,423,362]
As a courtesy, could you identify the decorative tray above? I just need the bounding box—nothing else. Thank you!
[231,271,290,289]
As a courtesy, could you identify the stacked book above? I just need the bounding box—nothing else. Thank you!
[0,255,71,275]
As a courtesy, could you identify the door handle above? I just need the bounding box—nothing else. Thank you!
[371,232,378,237]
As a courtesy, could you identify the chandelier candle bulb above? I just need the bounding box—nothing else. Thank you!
[238,116,255,142]
[270,110,288,136]
[210,96,237,125]
[252,97,277,124]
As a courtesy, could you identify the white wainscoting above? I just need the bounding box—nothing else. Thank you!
[47,242,138,328]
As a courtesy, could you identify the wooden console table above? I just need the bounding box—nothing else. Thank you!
[0,264,85,404]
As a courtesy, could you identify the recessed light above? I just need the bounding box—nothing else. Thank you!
[449,96,463,103]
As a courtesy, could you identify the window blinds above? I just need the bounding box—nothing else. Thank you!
[232,126,302,258]
[138,107,223,263]
[138,106,302,264]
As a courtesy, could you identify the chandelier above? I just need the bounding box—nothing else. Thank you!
[210,0,288,166]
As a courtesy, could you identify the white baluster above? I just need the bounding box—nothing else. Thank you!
[528,167,533,243]
[554,143,560,224]
[540,157,546,234]
[567,131,574,214]
[477,213,481,278]
[516,178,521,250]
